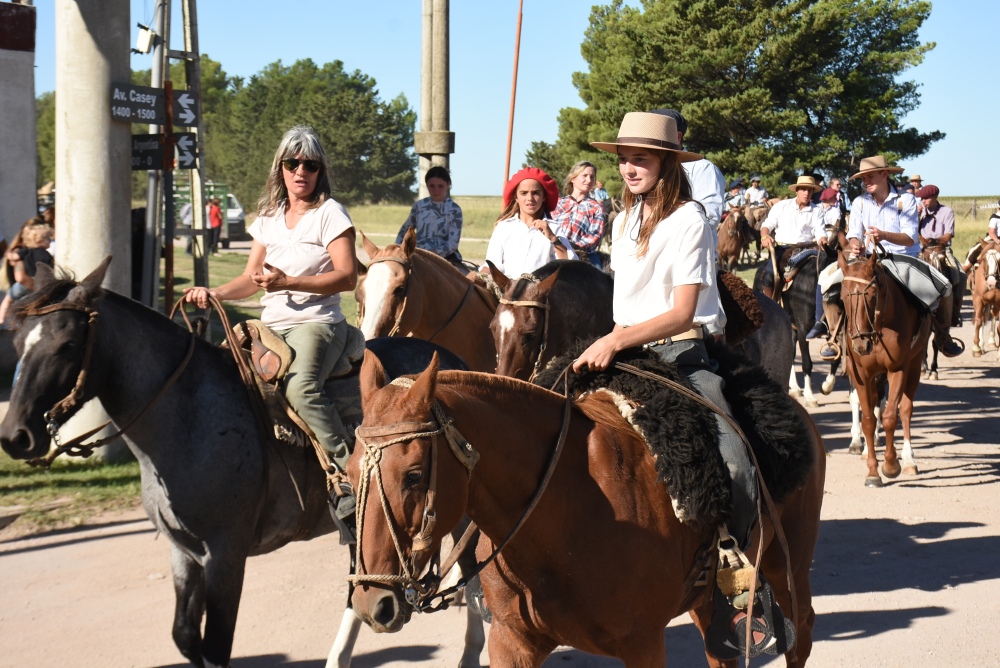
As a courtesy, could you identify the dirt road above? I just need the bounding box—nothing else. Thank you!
[2,324,999,667]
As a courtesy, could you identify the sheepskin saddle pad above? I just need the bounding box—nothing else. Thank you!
[534,339,815,529]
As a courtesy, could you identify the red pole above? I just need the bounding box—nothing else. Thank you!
[503,0,524,186]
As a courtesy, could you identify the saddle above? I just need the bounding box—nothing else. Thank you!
[778,245,817,288]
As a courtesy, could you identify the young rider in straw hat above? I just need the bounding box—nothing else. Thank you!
[846,155,962,357]
[758,175,826,300]
[573,111,791,659]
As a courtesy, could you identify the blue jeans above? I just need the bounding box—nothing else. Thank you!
[647,339,757,547]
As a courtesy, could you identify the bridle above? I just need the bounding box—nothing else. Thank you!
[498,277,551,381]
[842,265,884,355]
[348,375,573,613]
[364,254,476,342]
[20,300,196,467]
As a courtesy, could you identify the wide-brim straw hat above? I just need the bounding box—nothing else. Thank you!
[850,155,905,180]
[591,112,703,162]
[787,175,822,193]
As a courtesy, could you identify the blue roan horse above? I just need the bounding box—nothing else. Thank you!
[0,259,480,668]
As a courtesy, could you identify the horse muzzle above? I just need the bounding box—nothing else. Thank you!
[852,338,873,356]
[356,588,411,633]
[0,421,49,460]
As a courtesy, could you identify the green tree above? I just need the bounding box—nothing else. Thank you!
[36,91,56,188]
[536,0,942,197]
[215,59,416,210]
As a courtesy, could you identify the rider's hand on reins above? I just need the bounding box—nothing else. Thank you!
[182,286,214,309]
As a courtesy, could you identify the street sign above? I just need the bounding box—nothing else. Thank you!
[172,91,200,127]
[111,82,166,124]
[131,134,164,170]
[175,132,198,169]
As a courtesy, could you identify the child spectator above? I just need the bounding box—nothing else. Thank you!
[0,222,54,325]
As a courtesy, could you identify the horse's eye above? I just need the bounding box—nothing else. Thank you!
[521,331,537,344]
[404,470,422,487]
[58,341,78,356]
[393,286,405,299]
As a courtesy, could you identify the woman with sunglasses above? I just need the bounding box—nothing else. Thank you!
[572,112,791,660]
[183,126,360,520]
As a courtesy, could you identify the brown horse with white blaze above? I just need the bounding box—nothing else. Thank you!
[838,250,931,487]
[356,228,497,371]
[971,240,1000,360]
[347,354,825,667]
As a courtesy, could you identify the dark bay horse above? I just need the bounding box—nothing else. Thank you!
[347,355,825,667]
[356,228,497,372]
[0,259,482,668]
[971,241,1000,360]
[838,251,931,487]
[489,259,794,387]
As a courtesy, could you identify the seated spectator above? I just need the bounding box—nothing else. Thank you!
[0,222,54,325]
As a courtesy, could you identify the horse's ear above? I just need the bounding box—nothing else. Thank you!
[486,260,511,294]
[404,352,439,415]
[402,226,417,258]
[360,349,388,406]
[34,261,56,290]
[67,255,111,305]
[536,267,561,295]
[837,249,849,273]
[359,230,380,260]
[356,257,368,277]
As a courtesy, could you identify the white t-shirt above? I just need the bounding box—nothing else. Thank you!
[610,201,724,332]
[484,216,576,277]
[767,198,825,245]
[247,198,354,331]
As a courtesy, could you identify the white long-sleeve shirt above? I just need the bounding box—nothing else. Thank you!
[683,159,726,231]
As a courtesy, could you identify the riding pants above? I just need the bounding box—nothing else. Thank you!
[647,339,757,549]
[280,320,353,488]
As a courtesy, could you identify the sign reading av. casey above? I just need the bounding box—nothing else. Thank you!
[111,83,166,124]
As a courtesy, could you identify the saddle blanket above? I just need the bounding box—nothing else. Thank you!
[818,254,950,311]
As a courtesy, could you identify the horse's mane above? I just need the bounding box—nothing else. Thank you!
[8,270,89,330]
[505,260,612,301]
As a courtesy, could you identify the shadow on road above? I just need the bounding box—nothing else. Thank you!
[0,517,153,555]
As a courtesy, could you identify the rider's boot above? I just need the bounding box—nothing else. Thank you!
[933,292,963,358]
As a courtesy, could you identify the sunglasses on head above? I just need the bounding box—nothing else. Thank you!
[281,158,321,173]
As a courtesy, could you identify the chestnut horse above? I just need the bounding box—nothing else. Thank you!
[717,209,751,271]
[347,355,825,667]
[356,228,497,371]
[971,240,1000,360]
[838,250,932,487]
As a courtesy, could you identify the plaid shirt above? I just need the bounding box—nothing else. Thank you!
[552,195,607,253]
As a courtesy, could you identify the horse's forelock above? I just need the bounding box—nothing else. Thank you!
[8,276,80,330]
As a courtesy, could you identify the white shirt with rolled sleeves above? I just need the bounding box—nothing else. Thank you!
[822,205,841,231]
[847,187,919,257]
[484,216,577,277]
[609,201,726,334]
[684,159,727,231]
[766,198,825,245]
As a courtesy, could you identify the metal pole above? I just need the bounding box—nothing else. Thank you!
[431,0,449,172]
[503,0,524,185]
[182,0,209,289]
[141,0,167,308]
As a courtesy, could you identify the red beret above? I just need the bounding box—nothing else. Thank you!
[503,167,560,213]
[914,185,940,199]
[819,188,839,203]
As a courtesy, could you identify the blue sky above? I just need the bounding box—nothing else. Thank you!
[32,0,999,197]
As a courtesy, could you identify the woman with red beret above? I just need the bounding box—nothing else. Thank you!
[483,167,577,276]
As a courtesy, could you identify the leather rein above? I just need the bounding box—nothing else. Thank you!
[365,255,476,342]
[23,301,196,468]
[347,373,574,614]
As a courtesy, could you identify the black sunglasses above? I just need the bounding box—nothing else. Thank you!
[281,158,321,173]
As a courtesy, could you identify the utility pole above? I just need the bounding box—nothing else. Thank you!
[180,0,208,290]
[415,0,454,198]
[140,0,167,308]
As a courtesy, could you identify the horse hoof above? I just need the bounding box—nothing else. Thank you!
[903,465,918,476]
[882,462,902,479]
[789,389,803,398]
[805,398,819,408]
[931,372,938,381]
[973,350,983,358]
[848,443,863,455]
[865,476,884,488]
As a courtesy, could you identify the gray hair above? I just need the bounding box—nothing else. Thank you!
[257,125,333,216]
[562,160,596,196]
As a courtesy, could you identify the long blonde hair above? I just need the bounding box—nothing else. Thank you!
[562,160,596,196]
[620,150,692,258]
[257,125,333,217]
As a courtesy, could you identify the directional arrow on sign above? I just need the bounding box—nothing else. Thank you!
[175,133,197,169]
[171,90,200,127]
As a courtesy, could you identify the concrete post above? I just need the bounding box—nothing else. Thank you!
[55,0,132,463]
[414,0,453,196]
[0,2,38,244]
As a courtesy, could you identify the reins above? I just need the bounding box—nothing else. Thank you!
[498,275,551,381]
[349,372,574,614]
[25,301,197,468]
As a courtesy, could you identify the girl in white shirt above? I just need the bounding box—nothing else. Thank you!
[182,126,359,521]
[572,112,783,659]
[483,167,576,277]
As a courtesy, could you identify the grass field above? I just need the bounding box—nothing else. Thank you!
[2,193,996,536]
